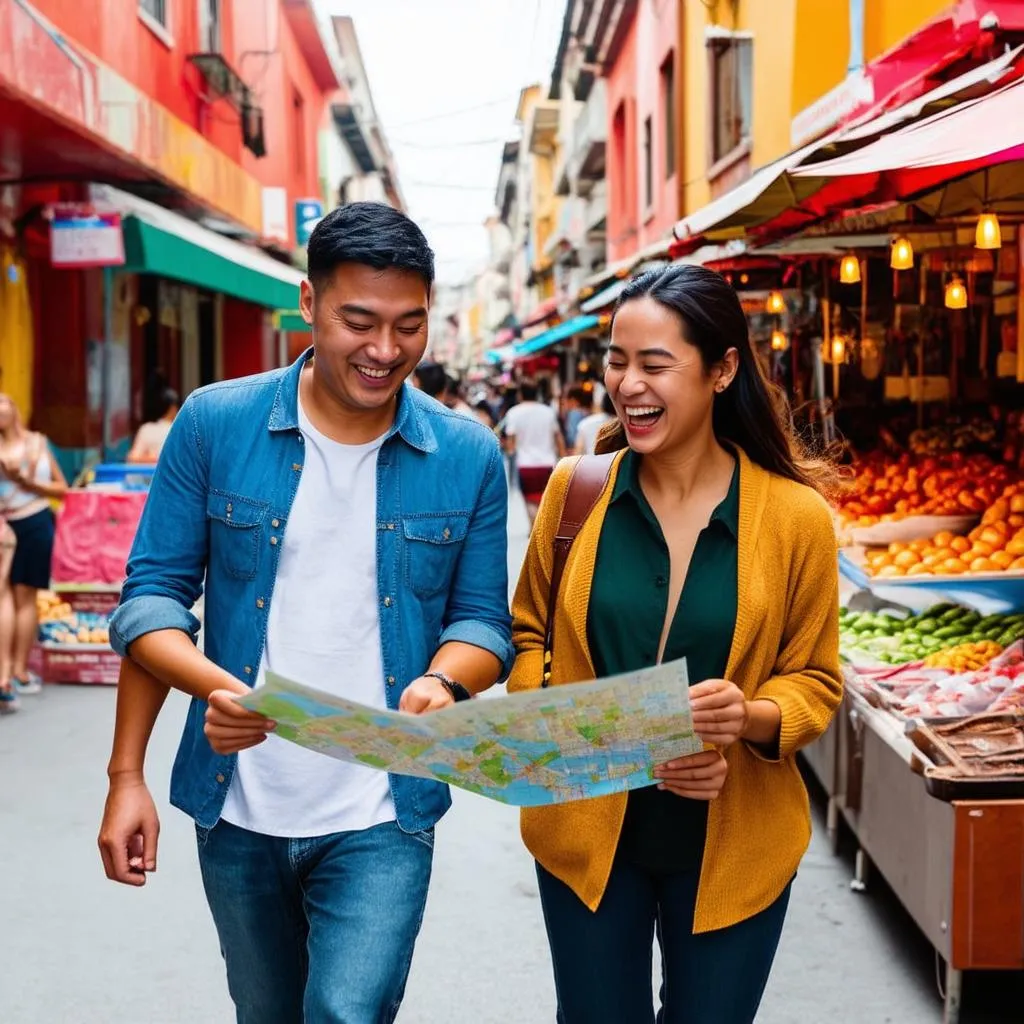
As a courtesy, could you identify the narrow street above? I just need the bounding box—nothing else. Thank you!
[1,491,1020,1024]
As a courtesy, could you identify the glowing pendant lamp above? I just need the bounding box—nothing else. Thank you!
[839,254,861,284]
[944,276,968,310]
[830,335,847,363]
[770,329,789,352]
[890,237,914,270]
[975,212,1002,250]
[765,290,785,314]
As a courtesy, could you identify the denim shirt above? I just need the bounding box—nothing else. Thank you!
[110,351,514,833]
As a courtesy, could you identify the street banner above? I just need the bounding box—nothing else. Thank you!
[238,659,702,806]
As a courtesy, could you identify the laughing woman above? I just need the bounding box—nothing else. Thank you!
[508,265,843,1024]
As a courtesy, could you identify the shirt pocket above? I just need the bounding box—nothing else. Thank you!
[206,492,265,581]
[402,513,470,598]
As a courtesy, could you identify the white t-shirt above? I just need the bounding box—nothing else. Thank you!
[220,396,395,838]
[576,412,613,455]
[504,401,560,468]
[132,420,172,461]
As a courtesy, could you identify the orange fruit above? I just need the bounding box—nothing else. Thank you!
[875,565,902,578]
[921,554,944,569]
[950,536,971,554]
[888,541,908,555]
[1010,515,1024,529]
[940,558,967,575]
[1011,494,1024,514]
[971,541,996,558]
[893,550,920,568]
[1006,535,1024,558]
[906,563,931,576]
[970,557,998,572]
[991,551,1015,570]
[910,538,932,553]
[933,531,956,548]
[983,500,1010,524]
[980,526,1006,546]
[1011,557,1024,571]
[932,548,956,563]
[968,526,985,542]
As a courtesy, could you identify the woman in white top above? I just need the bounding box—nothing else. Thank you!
[0,393,68,703]
[127,388,179,464]
[574,392,617,455]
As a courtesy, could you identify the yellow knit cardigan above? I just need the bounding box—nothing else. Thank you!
[507,447,843,934]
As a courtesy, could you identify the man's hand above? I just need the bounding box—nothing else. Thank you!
[204,689,277,754]
[690,678,749,747]
[399,676,455,714]
[98,773,160,886]
[653,750,729,800]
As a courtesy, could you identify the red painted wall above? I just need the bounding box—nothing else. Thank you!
[606,13,639,263]
[636,0,682,249]
[221,296,269,380]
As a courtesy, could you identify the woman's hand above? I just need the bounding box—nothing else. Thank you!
[690,678,749,747]
[653,750,728,800]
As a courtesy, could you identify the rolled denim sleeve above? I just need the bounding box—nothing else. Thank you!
[109,397,209,656]
[439,441,514,677]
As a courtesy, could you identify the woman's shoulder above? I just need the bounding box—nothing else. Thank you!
[762,470,836,540]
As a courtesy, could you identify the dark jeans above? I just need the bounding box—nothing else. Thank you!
[537,861,791,1024]
[197,819,434,1024]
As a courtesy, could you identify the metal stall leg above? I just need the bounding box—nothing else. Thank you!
[850,846,870,892]
[941,962,963,1024]
[826,796,840,855]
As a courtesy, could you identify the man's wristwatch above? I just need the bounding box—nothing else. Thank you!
[424,671,472,703]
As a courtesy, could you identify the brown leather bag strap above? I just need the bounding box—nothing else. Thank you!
[542,452,617,687]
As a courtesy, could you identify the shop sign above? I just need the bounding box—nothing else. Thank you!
[49,205,125,268]
[295,199,324,247]
[791,69,874,148]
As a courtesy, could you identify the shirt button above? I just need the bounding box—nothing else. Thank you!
[442,528,451,540]
[244,666,252,675]
[270,536,278,546]
[387,523,395,530]
[292,463,302,471]
[387,676,396,686]
[226,502,233,513]
[256,598,265,609]
[271,519,280,528]
[216,773,225,784]
[383,596,392,607]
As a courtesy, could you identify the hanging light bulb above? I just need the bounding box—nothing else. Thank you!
[739,272,750,285]
[831,335,847,363]
[975,212,1002,250]
[770,329,789,352]
[839,254,861,284]
[765,290,785,314]
[890,237,914,270]
[944,276,968,310]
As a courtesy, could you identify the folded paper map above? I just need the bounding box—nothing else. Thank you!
[237,658,701,806]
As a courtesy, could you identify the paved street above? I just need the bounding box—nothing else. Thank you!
[1,492,1021,1023]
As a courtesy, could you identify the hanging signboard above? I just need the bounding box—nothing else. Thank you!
[49,205,125,269]
[294,198,324,247]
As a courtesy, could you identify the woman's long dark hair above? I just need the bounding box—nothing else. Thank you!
[595,264,836,495]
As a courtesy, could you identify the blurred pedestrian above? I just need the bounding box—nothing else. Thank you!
[562,385,591,450]
[97,202,512,1024]
[412,360,447,400]
[508,265,842,1024]
[503,379,564,527]
[442,373,474,417]
[126,388,179,464]
[472,400,497,429]
[574,392,616,455]
[0,521,15,713]
[0,392,68,697]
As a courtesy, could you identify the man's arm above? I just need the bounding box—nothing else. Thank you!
[400,442,513,712]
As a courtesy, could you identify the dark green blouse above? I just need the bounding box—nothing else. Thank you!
[587,450,739,874]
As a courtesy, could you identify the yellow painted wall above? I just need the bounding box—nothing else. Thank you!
[682,0,954,217]
[516,84,561,278]
[0,248,33,422]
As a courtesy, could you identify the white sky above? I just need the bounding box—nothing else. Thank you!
[320,0,566,285]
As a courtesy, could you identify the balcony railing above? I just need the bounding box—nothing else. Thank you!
[571,78,607,195]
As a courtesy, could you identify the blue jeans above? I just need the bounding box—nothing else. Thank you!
[196,819,434,1024]
[537,861,791,1024]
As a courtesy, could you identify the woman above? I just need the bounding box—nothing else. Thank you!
[126,388,178,464]
[508,265,842,1024]
[0,522,16,712]
[573,391,616,455]
[0,394,68,696]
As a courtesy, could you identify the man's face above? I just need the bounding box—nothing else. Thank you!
[300,262,430,414]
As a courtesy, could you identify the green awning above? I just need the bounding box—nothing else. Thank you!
[119,196,305,310]
[273,310,311,333]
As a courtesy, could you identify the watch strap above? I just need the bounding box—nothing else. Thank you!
[424,671,472,702]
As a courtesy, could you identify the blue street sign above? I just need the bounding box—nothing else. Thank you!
[295,199,324,247]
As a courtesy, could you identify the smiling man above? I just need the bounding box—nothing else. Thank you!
[97,202,513,1023]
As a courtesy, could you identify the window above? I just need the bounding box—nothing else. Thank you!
[643,116,653,210]
[139,0,168,26]
[709,35,753,166]
[199,0,221,52]
[612,101,628,217]
[661,54,676,179]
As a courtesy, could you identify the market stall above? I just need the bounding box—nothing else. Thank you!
[31,464,153,686]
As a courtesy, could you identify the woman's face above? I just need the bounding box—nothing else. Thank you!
[0,396,15,433]
[605,297,735,457]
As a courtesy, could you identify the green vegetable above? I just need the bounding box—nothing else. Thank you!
[916,619,938,634]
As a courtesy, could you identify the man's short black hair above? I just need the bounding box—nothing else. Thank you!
[415,361,447,399]
[306,202,435,292]
[519,380,539,402]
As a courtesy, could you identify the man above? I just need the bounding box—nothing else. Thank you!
[574,391,616,455]
[411,359,446,399]
[503,379,564,527]
[561,385,591,451]
[442,373,474,418]
[97,202,512,1024]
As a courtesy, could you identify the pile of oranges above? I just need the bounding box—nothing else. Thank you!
[867,488,1024,578]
